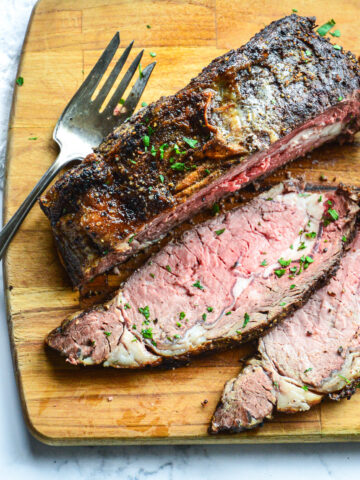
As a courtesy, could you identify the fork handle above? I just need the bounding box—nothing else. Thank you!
[0,153,77,260]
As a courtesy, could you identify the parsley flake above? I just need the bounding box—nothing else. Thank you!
[274,269,286,278]
[317,19,336,37]
[304,367,313,374]
[290,284,296,290]
[142,135,150,147]
[212,203,220,215]
[242,312,250,328]
[215,228,225,236]
[128,234,136,244]
[16,76,24,86]
[104,331,112,337]
[183,137,198,148]
[149,52,157,57]
[207,307,213,312]
[333,44,341,50]
[179,312,186,320]
[159,174,164,183]
[171,162,185,171]
[192,280,204,290]
[278,258,291,267]
[260,260,267,267]
[330,29,341,37]
[166,265,172,272]
[302,385,309,391]
[202,313,207,321]
[139,306,150,320]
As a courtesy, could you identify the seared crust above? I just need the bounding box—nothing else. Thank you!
[39,14,360,287]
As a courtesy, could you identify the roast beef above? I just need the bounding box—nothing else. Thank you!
[39,14,360,287]
[45,182,359,368]
[210,230,360,434]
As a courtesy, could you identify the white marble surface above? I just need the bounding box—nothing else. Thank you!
[1,1,360,478]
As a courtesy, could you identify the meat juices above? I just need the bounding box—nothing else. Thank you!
[40,15,360,287]
[46,182,359,368]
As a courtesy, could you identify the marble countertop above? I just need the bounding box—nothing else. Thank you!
[1,1,360,478]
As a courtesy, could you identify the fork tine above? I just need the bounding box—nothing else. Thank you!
[103,50,144,116]
[93,40,134,108]
[120,62,156,117]
[74,32,120,101]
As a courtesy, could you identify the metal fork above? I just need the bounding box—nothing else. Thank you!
[0,32,155,260]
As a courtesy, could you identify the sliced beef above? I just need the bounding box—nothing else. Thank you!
[210,231,360,434]
[46,182,359,368]
[39,14,360,287]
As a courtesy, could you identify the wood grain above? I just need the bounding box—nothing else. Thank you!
[4,0,360,445]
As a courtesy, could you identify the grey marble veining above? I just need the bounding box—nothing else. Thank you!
[1,1,360,478]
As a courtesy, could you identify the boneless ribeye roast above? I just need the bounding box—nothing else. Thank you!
[40,15,360,287]
[46,182,359,367]
[211,230,360,434]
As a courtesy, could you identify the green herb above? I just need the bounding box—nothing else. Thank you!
[131,338,138,342]
[91,340,96,346]
[183,137,198,148]
[173,334,180,339]
[292,8,298,12]
[290,284,296,290]
[279,302,286,306]
[305,231,317,239]
[176,321,182,327]
[139,306,150,321]
[173,143,186,155]
[274,381,279,388]
[290,244,294,250]
[215,228,225,236]
[338,374,351,384]
[148,125,154,135]
[16,76,24,86]
[317,19,336,37]
[204,168,211,175]
[212,203,220,215]
[305,49,312,56]
[302,385,309,391]
[150,273,155,279]
[278,258,291,267]
[330,29,341,37]
[169,157,175,164]
[139,63,143,78]
[226,311,232,315]
[146,24,151,28]
[274,269,286,278]
[305,256,314,264]
[124,303,131,309]
[242,312,250,328]
[318,195,323,202]
[159,143,168,159]
[118,98,125,105]
[298,241,306,251]
[28,136,37,140]
[342,235,347,242]
[159,174,164,183]
[266,197,273,201]
[166,265,172,272]
[207,307,213,312]
[202,313,207,321]
[328,208,339,221]
[327,200,332,206]
[333,44,341,50]
[129,159,137,165]
[192,280,204,290]
[151,145,157,156]
[179,312,186,320]
[132,324,137,330]
[141,328,153,339]
[104,331,112,337]
[142,135,150,147]
[260,260,267,266]
[149,52,157,57]
[290,266,297,273]
[141,101,148,107]
[128,234,136,244]
[338,96,343,101]
[170,162,185,171]
[304,367,313,374]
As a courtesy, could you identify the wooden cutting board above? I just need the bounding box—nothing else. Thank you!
[4,0,360,445]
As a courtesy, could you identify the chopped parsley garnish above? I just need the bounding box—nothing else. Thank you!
[179,312,186,320]
[124,303,131,309]
[141,328,153,339]
[129,159,137,164]
[142,135,150,147]
[338,374,351,384]
[202,313,207,321]
[148,125,154,135]
[176,321,182,327]
[207,307,213,312]
[159,174,164,183]
[292,8,298,12]
[290,266,297,273]
[16,76,24,86]
[333,44,341,50]
[159,143,168,159]
[146,24,151,28]
[242,312,250,328]
[150,145,157,156]
[305,49,312,56]
[166,265,172,272]
[274,381,279,388]
[290,284,296,290]
[173,334,180,339]
[139,306,150,320]
[132,324,137,330]
[215,228,225,236]
[193,280,204,290]
[128,234,136,244]
[318,195,323,202]
[290,244,294,250]
[327,200,332,206]
[104,331,112,337]
[274,269,286,278]
[171,162,185,171]
[317,19,336,37]
[305,256,314,264]
[119,98,125,105]
[183,137,198,148]
[279,302,286,306]
[297,241,306,251]
[204,168,211,175]
[212,203,220,215]
[260,260,267,266]
[338,96,343,102]
[302,385,309,391]
[150,273,155,279]
[141,101,148,107]
[304,367,313,374]
[305,231,317,239]
[328,208,339,221]
[342,235,347,242]
[278,258,291,267]
[139,63,143,79]
[149,52,157,57]
[330,29,341,37]
[226,311,232,315]
[28,136,37,140]
[173,143,186,155]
